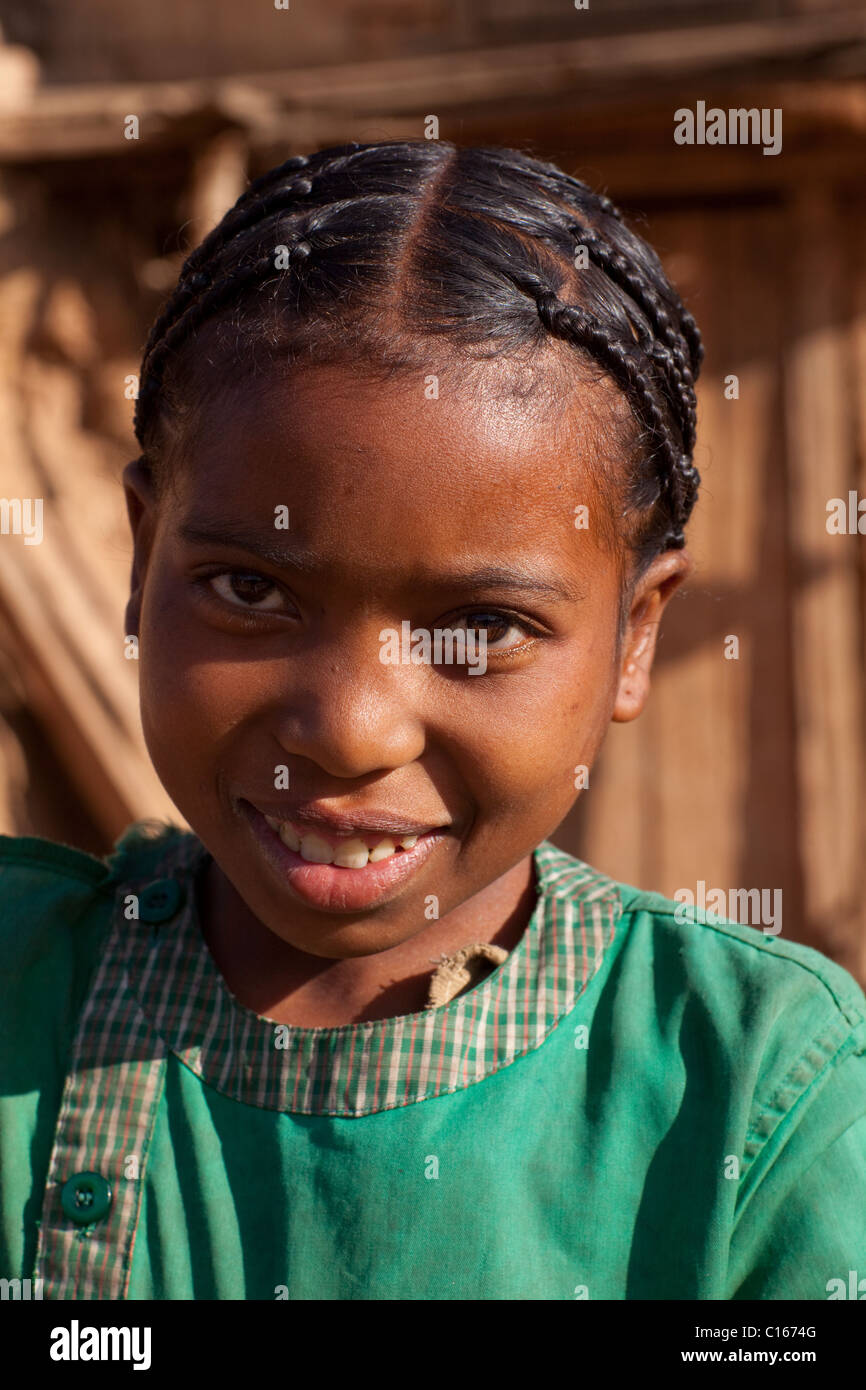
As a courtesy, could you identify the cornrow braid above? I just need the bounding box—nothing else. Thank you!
[566,221,701,450]
[531,286,697,548]
[135,138,703,567]
[455,148,702,483]
[136,240,311,440]
[135,142,383,439]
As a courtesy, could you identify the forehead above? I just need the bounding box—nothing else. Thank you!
[170,359,626,575]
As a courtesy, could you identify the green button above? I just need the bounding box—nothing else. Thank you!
[138,877,184,923]
[61,1172,112,1225]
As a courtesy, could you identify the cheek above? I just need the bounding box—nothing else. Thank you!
[136,557,620,826]
[454,645,617,816]
[136,573,254,774]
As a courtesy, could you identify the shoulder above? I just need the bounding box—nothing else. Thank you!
[0,831,114,970]
[541,842,866,1126]
[0,820,200,1085]
[0,818,196,984]
[0,832,117,1095]
[614,878,866,1035]
[540,840,864,1027]
[606,879,866,1295]
[611,877,866,1171]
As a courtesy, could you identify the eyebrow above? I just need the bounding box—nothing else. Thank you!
[178,522,320,572]
[177,521,584,602]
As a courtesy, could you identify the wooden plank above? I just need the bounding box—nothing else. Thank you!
[850,189,866,982]
[0,545,180,838]
[0,267,183,838]
[783,186,865,975]
[588,208,763,896]
[186,128,249,246]
[651,206,774,903]
[560,201,821,973]
[2,13,866,160]
[456,80,866,202]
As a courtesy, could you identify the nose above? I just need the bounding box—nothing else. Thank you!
[272,628,427,779]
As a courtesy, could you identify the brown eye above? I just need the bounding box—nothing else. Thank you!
[458,612,530,650]
[209,571,286,611]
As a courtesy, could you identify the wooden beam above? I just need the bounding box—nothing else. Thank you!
[2,12,866,161]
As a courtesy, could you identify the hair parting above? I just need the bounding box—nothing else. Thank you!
[134,139,703,580]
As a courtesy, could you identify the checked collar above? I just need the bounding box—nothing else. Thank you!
[100,820,623,1118]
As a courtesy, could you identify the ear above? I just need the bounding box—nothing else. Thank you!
[122,456,158,639]
[612,548,693,723]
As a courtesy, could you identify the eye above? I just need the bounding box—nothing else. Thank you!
[454,611,535,651]
[207,570,289,612]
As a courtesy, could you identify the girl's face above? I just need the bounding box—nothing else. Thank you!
[124,361,688,959]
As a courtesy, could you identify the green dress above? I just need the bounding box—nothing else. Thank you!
[1,821,865,1300]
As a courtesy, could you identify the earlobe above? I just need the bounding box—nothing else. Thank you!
[611,548,693,724]
[611,628,654,723]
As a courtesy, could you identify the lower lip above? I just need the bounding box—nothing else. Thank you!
[237,800,447,912]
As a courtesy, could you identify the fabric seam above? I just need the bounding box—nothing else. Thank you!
[616,901,865,1029]
[0,843,112,890]
[737,1016,866,1209]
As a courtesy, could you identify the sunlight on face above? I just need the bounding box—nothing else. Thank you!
[132,360,634,957]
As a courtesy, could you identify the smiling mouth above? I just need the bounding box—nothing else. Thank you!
[237,799,446,912]
[262,816,422,869]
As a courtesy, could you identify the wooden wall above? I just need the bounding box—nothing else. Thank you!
[1,10,865,981]
[550,175,866,983]
[3,0,856,85]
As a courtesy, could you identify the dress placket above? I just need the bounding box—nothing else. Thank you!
[32,837,199,1300]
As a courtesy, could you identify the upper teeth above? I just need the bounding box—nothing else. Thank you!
[263,818,420,867]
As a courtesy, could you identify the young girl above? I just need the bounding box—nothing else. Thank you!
[2,140,865,1302]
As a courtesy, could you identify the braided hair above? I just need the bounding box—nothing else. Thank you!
[135,139,703,576]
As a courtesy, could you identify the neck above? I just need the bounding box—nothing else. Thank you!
[196,854,536,1026]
